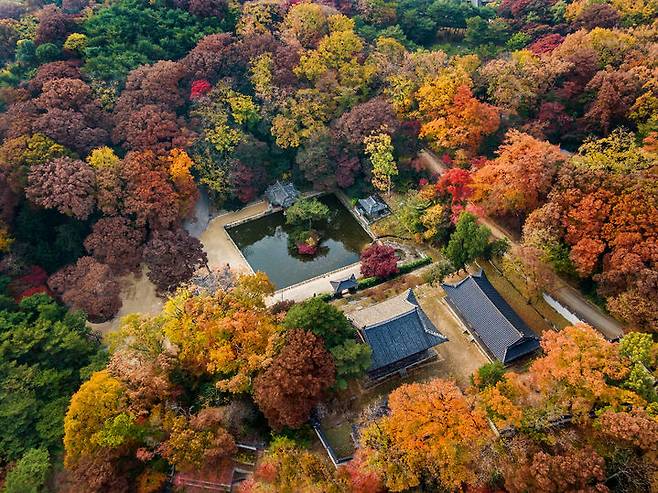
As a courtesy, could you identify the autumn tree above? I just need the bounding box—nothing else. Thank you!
[158,409,236,471]
[143,229,207,292]
[121,150,191,230]
[28,60,82,93]
[26,157,96,220]
[240,437,350,493]
[480,50,570,115]
[63,370,126,468]
[180,33,236,81]
[284,297,371,389]
[364,132,397,194]
[360,379,492,491]
[84,217,145,275]
[161,281,279,393]
[471,130,566,217]
[435,167,473,220]
[33,77,110,154]
[420,85,499,155]
[530,324,630,415]
[333,97,399,151]
[502,441,609,493]
[584,68,642,135]
[253,329,335,430]
[113,104,193,152]
[360,243,398,278]
[280,1,329,48]
[48,256,122,322]
[35,4,73,45]
[0,133,73,194]
[114,61,185,115]
[87,146,122,216]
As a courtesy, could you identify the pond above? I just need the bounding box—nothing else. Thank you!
[226,194,372,290]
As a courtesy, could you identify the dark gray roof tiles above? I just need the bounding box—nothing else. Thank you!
[442,271,540,364]
[265,181,299,208]
[357,195,388,216]
[330,274,358,293]
[350,289,447,372]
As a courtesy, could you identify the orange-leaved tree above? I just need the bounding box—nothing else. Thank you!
[360,379,493,491]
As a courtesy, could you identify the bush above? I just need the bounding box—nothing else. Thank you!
[357,276,380,290]
[423,257,456,286]
[397,256,431,274]
[35,42,61,63]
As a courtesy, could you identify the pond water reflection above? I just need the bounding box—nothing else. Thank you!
[226,194,372,289]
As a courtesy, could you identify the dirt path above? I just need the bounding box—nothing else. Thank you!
[417,148,449,175]
[89,269,163,335]
[266,262,362,305]
[199,201,269,272]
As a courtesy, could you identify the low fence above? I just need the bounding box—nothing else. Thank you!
[542,292,583,325]
[311,419,353,468]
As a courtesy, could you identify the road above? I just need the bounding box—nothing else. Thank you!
[420,148,625,340]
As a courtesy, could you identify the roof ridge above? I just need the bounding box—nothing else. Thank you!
[468,273,525,342]
[363,306,417,331]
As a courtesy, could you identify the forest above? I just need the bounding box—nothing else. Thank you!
[0,0,657,490]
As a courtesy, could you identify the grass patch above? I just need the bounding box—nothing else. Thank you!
[479,260,568,335]
[321,422,355,459]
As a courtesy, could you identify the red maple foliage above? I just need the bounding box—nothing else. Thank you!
[190,79,212,100]
[360,243,398,278]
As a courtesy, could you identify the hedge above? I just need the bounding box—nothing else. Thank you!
[397,256,432,274]
[355,257,431,291]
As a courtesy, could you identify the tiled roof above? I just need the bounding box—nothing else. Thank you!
[442,270,540,364]
[349,289,447,372]
[330,274,358,293]
[265,181,299,208]
[357,195,388,216]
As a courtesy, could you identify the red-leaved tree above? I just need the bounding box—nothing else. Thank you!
[360,243,398,278]
[253,329,335,430]
[48,256,122,322]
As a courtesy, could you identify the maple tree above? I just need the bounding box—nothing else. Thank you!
[360,379,492,491]
[142,228,207,292]
[360,243,398,278]
[420,84,499,155]
[162,284,280,393]
[26,157,96,220]
[471,130,566,217]
[253,329,335,430]
[530,324,630,415]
